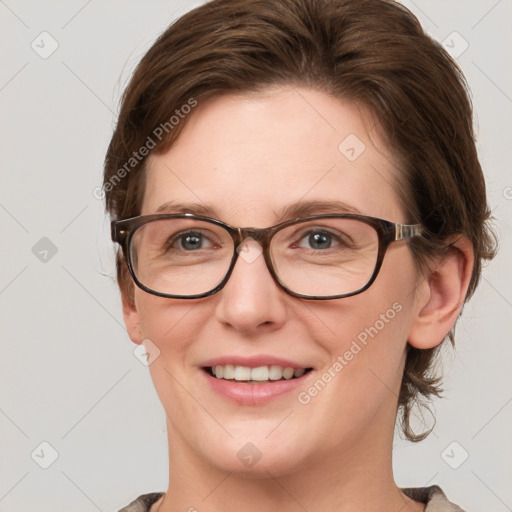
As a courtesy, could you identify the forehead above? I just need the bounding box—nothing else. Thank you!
[143,86,406,225]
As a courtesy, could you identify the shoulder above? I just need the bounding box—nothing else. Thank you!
[402,485,466,512]
[117,492,165,512]
[120,487,465,512]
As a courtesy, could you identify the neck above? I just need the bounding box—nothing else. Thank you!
[156,406,423,512]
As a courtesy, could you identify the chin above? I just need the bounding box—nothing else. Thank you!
[196,433,309,479]
[216,450,305,480]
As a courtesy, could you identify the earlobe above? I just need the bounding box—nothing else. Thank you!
[122,293,144,345]
[408,237,474,350]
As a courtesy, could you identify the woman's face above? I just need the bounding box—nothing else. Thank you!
[125,86,426,477]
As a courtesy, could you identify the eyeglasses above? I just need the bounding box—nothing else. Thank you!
[111,213,423,300]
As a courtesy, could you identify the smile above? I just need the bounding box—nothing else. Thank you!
[206,364,312,382]
[201,362,314,404]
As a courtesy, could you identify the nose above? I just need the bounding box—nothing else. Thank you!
[214,238,287,334]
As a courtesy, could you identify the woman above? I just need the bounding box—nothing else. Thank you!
[104,0,496,510]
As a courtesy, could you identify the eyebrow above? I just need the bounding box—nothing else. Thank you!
[153,199,362,221]
[155,201,217,216]
[277,200,362,219]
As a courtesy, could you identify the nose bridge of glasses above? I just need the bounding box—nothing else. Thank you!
[236,227,271,248]
[231,227,273,268]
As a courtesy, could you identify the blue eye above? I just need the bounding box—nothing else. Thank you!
[297,229,338,250]
[173,231,211,251]
[302,231,333,250]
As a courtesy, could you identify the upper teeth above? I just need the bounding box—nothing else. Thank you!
[212,365,306,381]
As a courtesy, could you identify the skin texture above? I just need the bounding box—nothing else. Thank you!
[122,85,473,512]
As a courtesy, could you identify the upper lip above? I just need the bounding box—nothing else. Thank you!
[200,355,312,369]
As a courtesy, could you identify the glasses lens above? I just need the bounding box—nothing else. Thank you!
[130,218,234,296]
[270,217,379,297]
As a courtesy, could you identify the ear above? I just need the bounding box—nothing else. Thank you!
[408,236,474,349]
[121,293,144,345]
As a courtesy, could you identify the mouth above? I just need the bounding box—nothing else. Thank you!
[200,356,315,404]
[203,365,313,384]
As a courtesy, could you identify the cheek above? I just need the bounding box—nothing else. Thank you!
[136,293,198,340]
[134,293,206,373]
[134,294,208,410]
[310,296,409,390]
[315,269,413,352]
[294,289,414,448]
[307,249,418,393]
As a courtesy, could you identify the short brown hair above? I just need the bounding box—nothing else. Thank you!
[103,0,497,441]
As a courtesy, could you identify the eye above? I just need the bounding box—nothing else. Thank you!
[171,231,213,251]
[298,229,338,250]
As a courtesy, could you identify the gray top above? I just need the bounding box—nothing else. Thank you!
[117,486,466,512]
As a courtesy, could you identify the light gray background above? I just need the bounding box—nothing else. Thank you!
[1,1,511,511]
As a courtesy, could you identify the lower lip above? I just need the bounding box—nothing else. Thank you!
[202,369,311,405]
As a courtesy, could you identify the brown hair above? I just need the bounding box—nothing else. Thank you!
[103,0,497,441]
